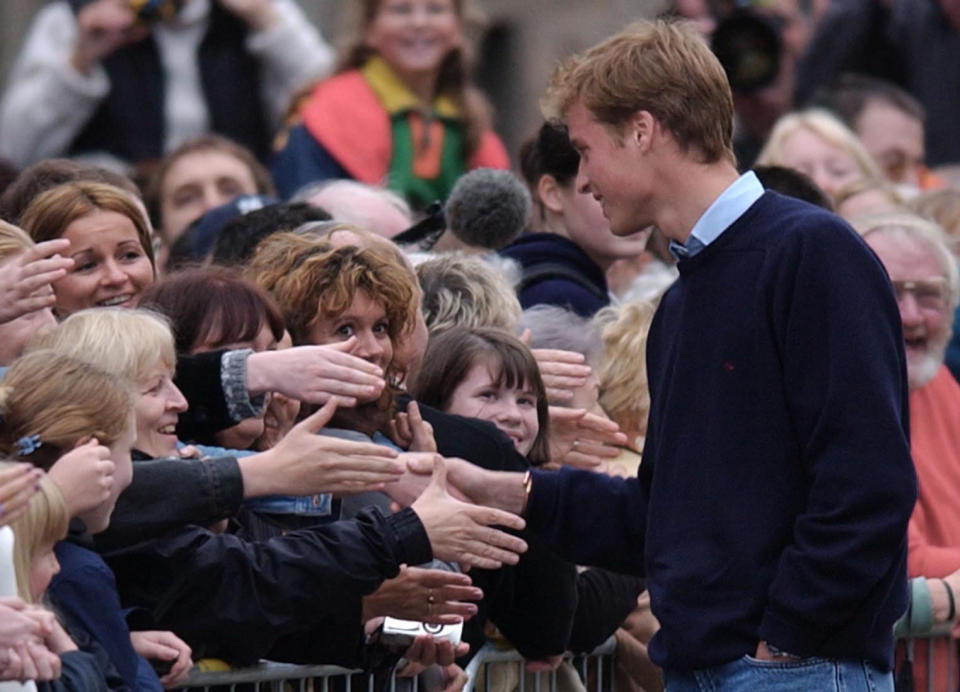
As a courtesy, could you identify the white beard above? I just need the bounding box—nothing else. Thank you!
[907,336,949,390]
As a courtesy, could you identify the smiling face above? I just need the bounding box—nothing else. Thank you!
[566,101,650,238]
[777,126,862,201]
[446,358,540,456]
[866,230,953,390]
[364,0,463,83]
[55,209,154,315]
[309,290,394,379]
[135,362,189,457]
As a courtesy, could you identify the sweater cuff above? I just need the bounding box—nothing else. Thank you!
[205,455,245,516]
[524,469,561,530]
[221,349,267,422]
[384,507,433,567]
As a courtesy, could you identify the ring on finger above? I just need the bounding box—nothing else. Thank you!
[572,439,580,450]
[427,591,436,605]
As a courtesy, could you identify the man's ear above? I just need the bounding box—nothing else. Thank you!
[537,175,566,215]
[627,111,657,152]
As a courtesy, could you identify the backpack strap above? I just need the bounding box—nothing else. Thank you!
[517,261,608,303]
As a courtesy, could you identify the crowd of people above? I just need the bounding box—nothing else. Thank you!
[0,0,957,691]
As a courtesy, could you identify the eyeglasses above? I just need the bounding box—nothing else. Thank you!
[891,278,949,311]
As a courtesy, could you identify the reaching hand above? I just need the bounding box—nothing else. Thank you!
[0,240,73,324]
[0,599,52,650]
[241,398,404,498]
[245,339,387,407]
[396,637,470,680]
[387,401,437,453]
[411,456,527,570]
[48,439,115,518]
[0,464,43,528]
[363,565,482,625]
[519,330,592,404]
[547,407,627,470]
[130,630,194,688]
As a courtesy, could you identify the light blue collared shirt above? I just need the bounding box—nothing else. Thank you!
[669,171,765,260]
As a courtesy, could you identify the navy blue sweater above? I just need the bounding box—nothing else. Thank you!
[526,191,916,672]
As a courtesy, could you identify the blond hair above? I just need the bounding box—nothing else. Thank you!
[593,301,657,443]
[756,109,885,184]
[28,308,175,384]
[542,19,734,164]
[852,211,960,310]
[19,181,156,272]
[4,468,68,602]
[416,253,521,335]
[0,351,132,471]
[0,220,34,263]
[909,188,960,242]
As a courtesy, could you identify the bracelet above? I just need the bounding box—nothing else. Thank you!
[520,470,533,516]
[942,578,956,621]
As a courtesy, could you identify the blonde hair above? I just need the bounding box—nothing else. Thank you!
[0,351,133,471]
[19,181,156,272]
[593,301,657,443]
[4,468,68,602]
[756,109,885,183]
[542,19,734,164]
[416,253,521,335]
[852,211,960,310]
[909,188,960,242]
[27,308,176,384]
[0,220,34,263]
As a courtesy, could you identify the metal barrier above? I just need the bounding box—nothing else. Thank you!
[173,638,617,692]
[896,626,957,692]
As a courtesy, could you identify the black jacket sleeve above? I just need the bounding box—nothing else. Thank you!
[106,506,432,666]
[94,454,244,552]
[567,569,645,653]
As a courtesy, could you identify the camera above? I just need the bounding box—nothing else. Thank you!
[378,618,463,651]
[129,0,185,24]
[710,7,783,92]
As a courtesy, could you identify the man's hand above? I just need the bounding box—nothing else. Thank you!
[245,339,386,406]
[363,565,482,625]
[71,0,146,75]
[396,637,470,679]
[411,456,527,570]
[0,240,73,324]
[130,630,194,688]
[239,398,404,498]
[48,439,115,517]
[753,641,801,661]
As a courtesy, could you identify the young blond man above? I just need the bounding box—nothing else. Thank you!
[420,20,916,691]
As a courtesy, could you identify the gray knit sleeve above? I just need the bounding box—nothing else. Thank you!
[221,349,267,422]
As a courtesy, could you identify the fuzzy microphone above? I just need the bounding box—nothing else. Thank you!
[444,168,531,251]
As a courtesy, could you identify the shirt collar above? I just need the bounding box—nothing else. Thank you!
[669,170,764,260]
[361,56,460,119]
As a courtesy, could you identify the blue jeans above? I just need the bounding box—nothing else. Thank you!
[664,655,893,691]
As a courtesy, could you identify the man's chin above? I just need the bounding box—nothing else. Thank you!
[907,350,945,390]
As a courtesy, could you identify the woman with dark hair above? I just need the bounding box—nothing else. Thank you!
[500,122,650,317]
[271,0,508,205]
[141,266,286,451]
